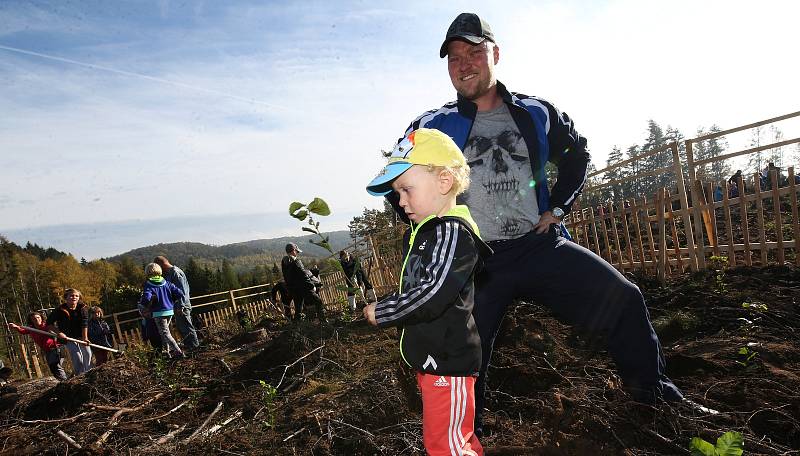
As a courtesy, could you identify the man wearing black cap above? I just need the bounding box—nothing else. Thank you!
[396,12,696,436]
[281,243,327,323]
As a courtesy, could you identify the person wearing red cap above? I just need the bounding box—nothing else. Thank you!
[393,12,707,437]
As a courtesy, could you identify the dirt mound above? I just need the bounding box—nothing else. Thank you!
[0,265,797,455]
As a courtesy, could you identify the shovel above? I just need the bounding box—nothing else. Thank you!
[19,325,122,354]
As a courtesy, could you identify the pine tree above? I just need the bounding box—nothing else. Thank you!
[747,126,765,175]
[705,125,731,183]
[604,146,625,202]
[641,120,670,194]
[220,260,240,291]
[623,145,641,197]
[766,125,785,169]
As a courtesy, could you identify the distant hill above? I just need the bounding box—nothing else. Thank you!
[109,231,354,270]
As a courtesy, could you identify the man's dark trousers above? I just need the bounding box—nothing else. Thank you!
[473,226,682,423]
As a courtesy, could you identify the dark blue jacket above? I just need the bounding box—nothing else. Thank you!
[396,81,590,222]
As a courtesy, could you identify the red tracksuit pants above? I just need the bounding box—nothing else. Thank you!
[416,373,483,456]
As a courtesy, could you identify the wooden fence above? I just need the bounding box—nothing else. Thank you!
[569,110,800,280]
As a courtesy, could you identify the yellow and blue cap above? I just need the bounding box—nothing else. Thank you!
[366,128,466,196]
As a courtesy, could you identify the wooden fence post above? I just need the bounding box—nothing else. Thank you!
[683,141,703,270]
[788,167,800,267]
[229,290,238,313]
[770,169,785,264]
[737,174,752,266]
[657,189,667,283]
[754,172,768,265]
[112,313,123,345]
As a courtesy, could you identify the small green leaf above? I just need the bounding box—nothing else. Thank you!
[310,239,333,254]
[307,197,331,216]
[715,431,743,456]
[738,347,749,355]
[291,209,308,221]
[689,437,716,456]
[335,284,349,292]
[301,226,319,234]
[289,202,304,216]
[327,258,344,272]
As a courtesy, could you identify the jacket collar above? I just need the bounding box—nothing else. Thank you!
[455,80,513,118]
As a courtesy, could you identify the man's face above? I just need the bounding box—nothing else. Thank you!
[447,40,498,101]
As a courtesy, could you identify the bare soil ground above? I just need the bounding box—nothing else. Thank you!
[0,265,798,455]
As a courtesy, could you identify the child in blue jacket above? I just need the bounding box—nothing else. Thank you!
[139,262,185,359]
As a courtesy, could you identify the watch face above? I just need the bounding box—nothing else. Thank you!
[552,207,564,218]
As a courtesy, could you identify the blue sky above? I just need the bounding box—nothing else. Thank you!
[1,0,799,259]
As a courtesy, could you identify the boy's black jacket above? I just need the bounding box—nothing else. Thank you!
[375,209,492,376]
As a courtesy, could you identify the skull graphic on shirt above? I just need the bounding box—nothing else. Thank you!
[462,130,530,236]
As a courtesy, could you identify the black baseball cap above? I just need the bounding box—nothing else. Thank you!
[439,13,495,58]
[285,242,302,254]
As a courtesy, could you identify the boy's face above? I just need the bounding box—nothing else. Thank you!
[391,165,451,224]
[31,314,43,326]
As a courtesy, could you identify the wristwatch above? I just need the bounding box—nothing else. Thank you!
[551,207,565,219]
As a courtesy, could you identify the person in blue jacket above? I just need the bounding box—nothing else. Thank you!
[139,262,185,359]
[396,12,714,436]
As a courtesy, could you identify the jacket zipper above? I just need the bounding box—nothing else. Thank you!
[397,214,436,368]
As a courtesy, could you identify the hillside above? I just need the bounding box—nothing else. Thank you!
[0,265,797,454]
[108,231,354,268]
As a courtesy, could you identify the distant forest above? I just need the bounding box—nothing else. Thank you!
[0,205,396,320]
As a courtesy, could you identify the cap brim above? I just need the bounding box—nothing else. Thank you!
[439,35,486,58]
[366,162,413,196]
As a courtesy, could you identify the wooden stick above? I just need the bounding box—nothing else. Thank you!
[185,401,224,442]
[754,172,767,265]
[643,196,657,273]
[56,430,81,449]
[203,410,243,437]
[155,424,186,445]
[18,325,120,353]
[706,181,721,256]
[789,167,800,267]
[722,181,736,266]
[608,203,624,269]
[666,190,683,274]
[283,426,306,442]
[587,206,601,256]
[276,344,325,389]
[770,169,784,264]
[620,202,635,269]
[657,189,667,283]
[738,174,751,266]
[631,198,646,271]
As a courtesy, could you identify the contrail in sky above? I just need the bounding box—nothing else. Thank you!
[0,43,289,111]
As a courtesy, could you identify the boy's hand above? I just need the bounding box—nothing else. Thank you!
[8,323,18,330]
[363,303,378,326]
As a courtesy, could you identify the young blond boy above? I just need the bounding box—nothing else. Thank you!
[365,128,491,456]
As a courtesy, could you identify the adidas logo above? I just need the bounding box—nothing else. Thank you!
[419,240,427,250]
[433,376,449,387]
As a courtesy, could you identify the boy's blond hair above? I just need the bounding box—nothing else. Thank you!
[427,164,471,196]
[145,262,162,277]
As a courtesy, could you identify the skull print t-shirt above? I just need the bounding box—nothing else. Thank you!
[458,104,540,241]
